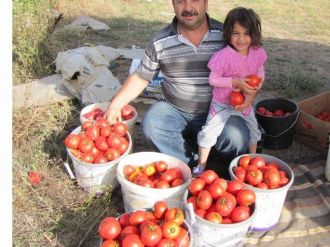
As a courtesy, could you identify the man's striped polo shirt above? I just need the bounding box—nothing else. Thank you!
[134,14,223,114]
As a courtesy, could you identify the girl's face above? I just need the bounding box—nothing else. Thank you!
[230,22,251,56]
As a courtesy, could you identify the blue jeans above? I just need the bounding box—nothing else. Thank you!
[142,101,249,166]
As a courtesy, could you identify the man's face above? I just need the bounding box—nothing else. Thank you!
[173,0,208,30]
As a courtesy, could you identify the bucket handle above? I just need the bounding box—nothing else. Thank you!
[265,112,299,138]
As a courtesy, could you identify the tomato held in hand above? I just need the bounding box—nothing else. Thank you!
[247,75,261,87]
[231,91,245,106]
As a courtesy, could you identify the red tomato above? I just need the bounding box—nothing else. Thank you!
[196,190,213,210]
[162,221,180,239]
[117,140,129,155]
[93,153,108,164]
[107,134,122,149]
[140,222,163,246]
[264,169,281,188]
[236,189,256,206]
[250,156,265,168]
[215,192,237,217]
[165,208,185,225]
[187,196,197,210]
[100,126,112,137]
[256,182,268,189]
[233,166,247,182]
[247,75,261,87]
[96,118,109,128]
[154,201,168,219]
[28,171,41,185]
[188,178,205,195]
[257,106,267,115]
[85,125,100,140]
[172,178,184,187]
[98,217,121,240]
[82,121,93,130]
[206,182,224,199]
[155,161,168,173]
[174,227,190,247]
[273,109,285,116]
[221,217,233,224]
[78,138,94,153]
[156,238,177,247]
[195,208,206,218]
[123,164,135,178]
[64,134,80,149]
[129,210,147,225]
[266,162,279,170]
[81,152,94,163]
[245,168,263,186]
[231,91,245,106]
[121,105,134,120]
[238,155,251,169]
[104,148,120,161]
[95,136,109,151]
[227,179,245,196]
[155,180,170,189]
[112,122,128,137]
[122,234,144,247]
[213,178,228,191]
[70,149,82,159]
[101,239,119,247]
[205,211,222,224]
[160,168,182,183]
[118,213,131,227]
[200,170,218,184]
[119,225,139,241]
[230,206,250,223]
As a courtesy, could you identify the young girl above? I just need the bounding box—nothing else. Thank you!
[193,7,267,176]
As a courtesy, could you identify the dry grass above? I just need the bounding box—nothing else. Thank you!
[12,0,330,246]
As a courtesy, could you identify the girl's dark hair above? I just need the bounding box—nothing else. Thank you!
[223,7,262,48]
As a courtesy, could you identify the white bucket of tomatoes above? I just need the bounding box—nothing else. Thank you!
[80,102,138,143]
[64,120,132,193]
[98,200,193,247]
[229,154,294,232]
[116,152,192,212]
[183,170,257,247]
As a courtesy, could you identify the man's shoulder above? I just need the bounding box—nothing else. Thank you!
[209,17,223,32]
[150,23,175,43]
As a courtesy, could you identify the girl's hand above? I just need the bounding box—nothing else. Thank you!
[104,105,122,124]
[233,91,256,112]
[232,78,256,94]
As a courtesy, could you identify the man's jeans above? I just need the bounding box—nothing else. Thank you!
[142,101,249,167]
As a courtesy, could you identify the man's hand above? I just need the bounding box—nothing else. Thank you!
[104,105,122,125]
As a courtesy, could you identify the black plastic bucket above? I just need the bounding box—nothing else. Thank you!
[255,98,299,150]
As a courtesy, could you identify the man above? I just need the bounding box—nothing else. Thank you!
[105,0,249,176]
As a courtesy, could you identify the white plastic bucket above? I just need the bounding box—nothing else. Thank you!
[80,102,138,150]
[229,154,294,232]
[116,152,192,212]
[66,126,132,193]
[183,191,256,247]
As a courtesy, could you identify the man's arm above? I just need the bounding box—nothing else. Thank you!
[105,73,149,123]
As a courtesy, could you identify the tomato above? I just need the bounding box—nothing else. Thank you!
[98,217,121,240]
[119,225,139,241]
[188,178,205,195]
[81,152,94,163]
[142,163,156,177]
[100,126,112,137]
[145,211,156,221]
[247,75,261,87]
[221,217,233,224]
[112,122,128,137]
[123,164,135,178]
[101,239,119,247]
[104,148,120,161]
[153,201,168,219]
[117,140,129,155]
[230,206,250,223]
[257,106,266,115]
[256,182,268,189]
[70,149,82,159]
[122,234,144,247]
[215,192,237,217]
[200,170,218,184]
[85,125,100,140]
[236,189,256,206]
[118,213,131,227]
[107,134,122,149]
[78,137,94,153]
[187,196,197,210]
[264,169,281,188]
[196,190,212,210]
[205,211,222,224]
[245,168,263,186]
[28,171,41,185]
[162,221,180,239]
[213,178,228,191]
[206,182,224,199]
[82,121,93,130]
[231,91,245,106]
[165,208,185,225]
[155,180,170,189]
[195,208,206,218]
[172,178,184,187]
[227,179,245,196]
[174,227,190,247]
[279,170,289,186]
[156,238,177,247]
[141,222,163,246]
[233,166,246,182]
[96,118,109,128]
[273,109,285,116]
[250,156,265,168]
[121,105,134,120]
[129,210,147,225]
[266,162,279,170]
[95,136,109,151]
[155,161,168,173]
[238,155,251,169]
[64,134,80,149]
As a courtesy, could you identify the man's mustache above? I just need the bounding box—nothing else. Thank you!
[182,11,198,17]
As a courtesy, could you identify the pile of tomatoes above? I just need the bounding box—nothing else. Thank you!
[64,118,129,164]
[99,200,190,247]
[232,155,290,189]
[123,161,185,189]
[314,111,330,122]
[82,105,135,121]
[256,106,292,117]
[187,170,256,224]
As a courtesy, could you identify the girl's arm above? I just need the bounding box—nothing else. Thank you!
[209,71,232,88]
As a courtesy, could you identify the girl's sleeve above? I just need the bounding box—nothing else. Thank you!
[207,51,232,88]
[255,48,268,81]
